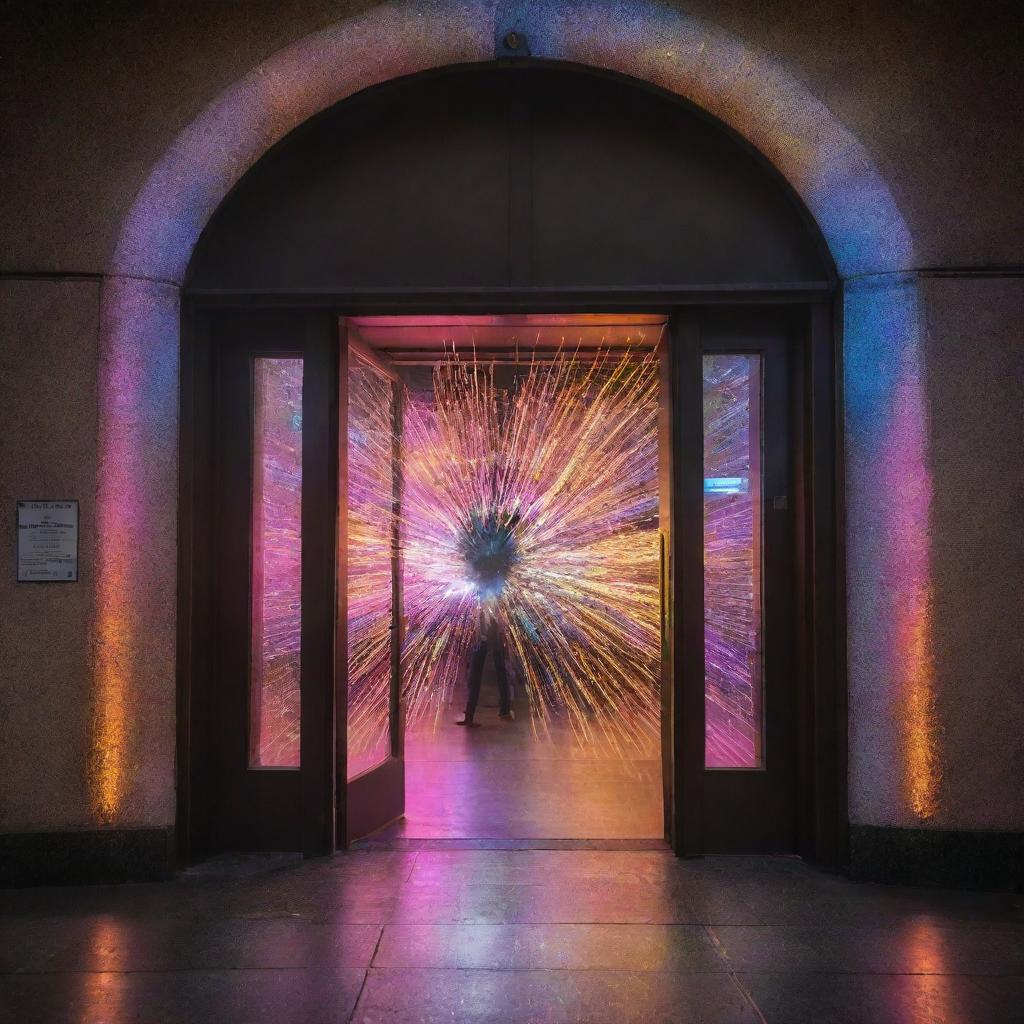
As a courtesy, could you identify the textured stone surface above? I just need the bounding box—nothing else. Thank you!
[91,277,179,829]
[0,279,99,832]
[100,0,912,284]
[920,276,1024,832]
[845,274,936,829]
[846,274,1024,832]
[1,1,1022,841]
[2,1,1021,276]
[0,828,175,886]
[2,851,1023,1022]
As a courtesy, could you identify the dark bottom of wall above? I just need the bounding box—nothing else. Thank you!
[0,828,175,887]
[850,824,1024,892]
[3,825,1021,891]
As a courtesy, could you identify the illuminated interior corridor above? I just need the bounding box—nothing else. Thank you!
[379,706,664,841]
[344,316,668,843]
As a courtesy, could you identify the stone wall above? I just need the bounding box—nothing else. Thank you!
[1,0,1021,851]
[0,279,100,830]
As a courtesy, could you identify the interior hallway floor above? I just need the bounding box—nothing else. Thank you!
[2,850,1023,1024]
[380,697,664,840]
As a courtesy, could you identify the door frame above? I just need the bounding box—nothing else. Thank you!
[177,286,845,864]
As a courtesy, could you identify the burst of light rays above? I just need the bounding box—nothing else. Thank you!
[345,344,662,762]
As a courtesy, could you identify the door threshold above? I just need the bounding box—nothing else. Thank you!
[349,837,670,851]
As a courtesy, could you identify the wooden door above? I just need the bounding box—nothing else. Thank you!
[671,309,800,853]
[207,311,338,854]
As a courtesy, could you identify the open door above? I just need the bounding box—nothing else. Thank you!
[657,330,677,847]
[342,330,406,842]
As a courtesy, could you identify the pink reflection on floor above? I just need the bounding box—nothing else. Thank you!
[382,687,662,841]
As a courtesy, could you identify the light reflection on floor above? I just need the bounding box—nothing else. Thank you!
[3,852,1022,1023]
[380,682,663,841]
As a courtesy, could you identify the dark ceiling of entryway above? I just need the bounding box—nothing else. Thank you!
[186,64,833,292]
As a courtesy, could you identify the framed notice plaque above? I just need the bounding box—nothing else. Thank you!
[17,500,79,582]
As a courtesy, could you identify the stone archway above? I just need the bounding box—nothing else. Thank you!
[92,0,935,837]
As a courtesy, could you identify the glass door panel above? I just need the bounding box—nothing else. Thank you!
[250,357,304,768]
[703,354,763,769]
[346,351,399,779]
[342,330,405,844]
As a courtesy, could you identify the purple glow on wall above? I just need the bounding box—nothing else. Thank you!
[703,355,763,769]
[112,1,910,285]
[250,358,303,768]
[846,277,939,821]
[91,278,179,825]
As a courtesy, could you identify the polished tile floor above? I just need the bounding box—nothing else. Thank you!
[387,696,664,840]
[2,850,1022,1023]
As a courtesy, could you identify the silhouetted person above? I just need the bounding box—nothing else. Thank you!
[457,604,513,726]
[455,508,520,726]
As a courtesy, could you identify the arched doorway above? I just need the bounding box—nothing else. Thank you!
[177,62,841,861]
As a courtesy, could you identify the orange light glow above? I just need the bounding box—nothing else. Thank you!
[91,582,130,824]
[902,582,940,820]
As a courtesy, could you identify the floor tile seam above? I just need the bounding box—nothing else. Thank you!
[397,882,688,889]
[346,967,372,1024]
[401,758,661,764]
[4,967,1021,979]
[359,965,744,974]
[0,967,758,978]
[725,971,770,1024]
[403,850,420,883]
[380,923,723,928]
[366,923,388,970]
[374,922,712,928]
[703,927,771,1024]
[0,965,376,976]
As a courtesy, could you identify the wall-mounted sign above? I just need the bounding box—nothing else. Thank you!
[16,500,78,582]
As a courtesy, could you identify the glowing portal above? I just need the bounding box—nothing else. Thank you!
[345,347,662,761]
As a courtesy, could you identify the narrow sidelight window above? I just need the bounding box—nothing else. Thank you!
[250,357,303,768]
[703,354,763,769]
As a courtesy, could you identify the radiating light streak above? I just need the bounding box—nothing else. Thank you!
[345,344,663,760]
[346,355,400,776]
